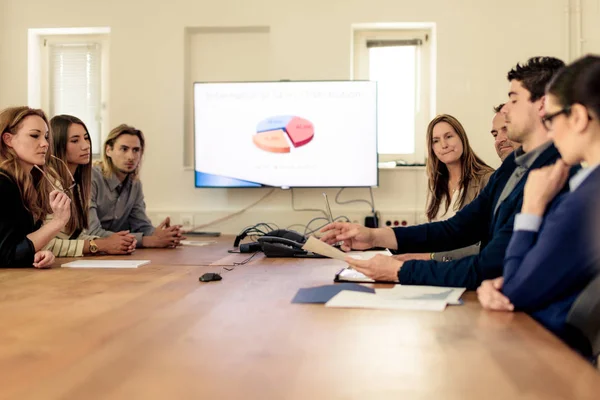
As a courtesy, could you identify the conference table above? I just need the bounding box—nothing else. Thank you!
[0,236,598,399]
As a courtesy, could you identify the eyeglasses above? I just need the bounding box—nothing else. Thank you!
[541,107,571,130]
[33,155,76,193]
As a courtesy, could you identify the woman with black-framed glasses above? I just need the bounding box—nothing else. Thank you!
[478,55,600,360]
[0,106,71,268]
[43,115,137,257]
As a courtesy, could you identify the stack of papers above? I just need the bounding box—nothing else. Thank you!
[325,285,466,312]
[61,260,150,268]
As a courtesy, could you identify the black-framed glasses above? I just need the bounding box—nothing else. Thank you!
[541,107,571,130]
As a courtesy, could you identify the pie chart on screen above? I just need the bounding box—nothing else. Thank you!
[253,115,314,153]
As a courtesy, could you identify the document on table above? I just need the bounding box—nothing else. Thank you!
[326,291,447,312]
[375,286,466,305]
[325,285,466,311]
[61,260,151,268]
[180,240,215,247]
[302,236,348,261]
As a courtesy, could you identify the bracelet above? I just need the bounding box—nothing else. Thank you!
[430,252,435,260]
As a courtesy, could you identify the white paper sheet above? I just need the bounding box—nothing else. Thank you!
[326,291,447,311]
[61,260,151,268]
[302,236,348,261]
[180,240,215,246]
[375,286,466,305]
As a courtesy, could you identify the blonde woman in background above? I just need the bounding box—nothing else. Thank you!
[397,114,494,262]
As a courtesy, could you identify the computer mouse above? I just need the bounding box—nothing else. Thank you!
[199,272,222,282]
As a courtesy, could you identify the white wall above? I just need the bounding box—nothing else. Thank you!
[1,0,599,233]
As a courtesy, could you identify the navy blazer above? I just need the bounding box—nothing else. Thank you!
[395,143,566,289]
[503,166,600,356]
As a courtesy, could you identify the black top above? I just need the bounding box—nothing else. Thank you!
[0,170,39,268]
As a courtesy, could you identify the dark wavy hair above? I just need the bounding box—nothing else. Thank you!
[49,115,92,235]
[546,55,600,119]
[507,57,565,102]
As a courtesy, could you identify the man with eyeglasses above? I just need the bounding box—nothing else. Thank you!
[321,57,572,289]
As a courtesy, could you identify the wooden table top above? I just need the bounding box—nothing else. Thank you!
[0,236,598,399]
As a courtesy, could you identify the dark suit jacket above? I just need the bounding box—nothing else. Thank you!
[503,166,600,356]
[394,143,567,289]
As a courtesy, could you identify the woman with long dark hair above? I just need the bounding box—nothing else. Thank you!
[44,115,136,256]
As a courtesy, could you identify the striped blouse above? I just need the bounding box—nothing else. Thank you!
[43,213,99,257]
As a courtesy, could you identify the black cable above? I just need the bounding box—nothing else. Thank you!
[211,252,261,271]
[305,215,350,236]
[334,187,375,213]
[234,222,279,246]
[286,223,307,232]
[291,188,329,218]
[303,217,330,236]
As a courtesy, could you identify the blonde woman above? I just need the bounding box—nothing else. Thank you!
[0,107,70,268]
[425,114,495,222]
[397,115,494,262]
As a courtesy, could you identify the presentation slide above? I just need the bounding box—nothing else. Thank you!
[194,81,377,188]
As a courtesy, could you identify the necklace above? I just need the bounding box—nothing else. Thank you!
[449,181,460,194]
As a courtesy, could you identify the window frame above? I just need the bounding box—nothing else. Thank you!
[38,33,109,156]
[352,27,434,164]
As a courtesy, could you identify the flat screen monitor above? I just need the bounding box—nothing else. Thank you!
[193,80,377,188]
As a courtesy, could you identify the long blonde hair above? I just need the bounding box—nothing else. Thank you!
[0,106,53,223]
[99,124,145,180]
[425,114,493,221]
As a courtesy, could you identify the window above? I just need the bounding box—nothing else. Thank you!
[48,43,102,153]
[29,28,110,155]
[353,26,435,163]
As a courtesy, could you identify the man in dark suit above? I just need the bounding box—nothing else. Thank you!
[321,57,567,289]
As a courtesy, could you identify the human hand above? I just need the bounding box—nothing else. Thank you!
[147,225,184,248]
[157,217,171,229]
[33,250,55,269]
[96,231,137,254]
[320,222,376,251]
[344,254,402,282]
[49,190,71,227]
[522,160,570,216]
[477,277,514,311]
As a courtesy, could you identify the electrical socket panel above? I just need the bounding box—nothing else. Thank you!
[180,214,194,229]
[379,213,416,228]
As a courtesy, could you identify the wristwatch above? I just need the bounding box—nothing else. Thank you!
[89,239,99,254]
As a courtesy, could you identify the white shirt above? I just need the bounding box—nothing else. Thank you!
[432,188,463,222]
